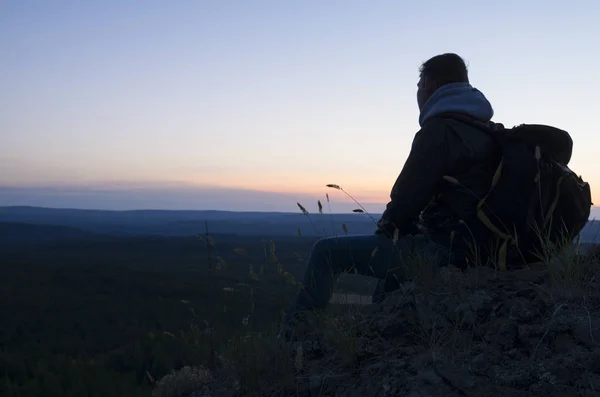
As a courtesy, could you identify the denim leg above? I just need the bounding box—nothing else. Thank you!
[282,233,448,334]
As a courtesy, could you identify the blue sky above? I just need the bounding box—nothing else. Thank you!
[1,0,599,213]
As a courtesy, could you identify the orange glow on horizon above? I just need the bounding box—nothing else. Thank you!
[175,172,600,207]
[177,172,393,203]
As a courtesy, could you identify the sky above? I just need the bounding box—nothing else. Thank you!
[1,0,599,214]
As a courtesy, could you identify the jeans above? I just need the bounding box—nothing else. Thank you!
[281,233,450,335]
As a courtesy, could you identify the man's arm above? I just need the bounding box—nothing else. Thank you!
[376,120,452,237]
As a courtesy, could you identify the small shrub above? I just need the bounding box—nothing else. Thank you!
[151,365,212,397]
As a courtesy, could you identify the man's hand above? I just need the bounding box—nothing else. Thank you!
[376,217,419,239]
[375,217,391,234]
[375,217,399,238]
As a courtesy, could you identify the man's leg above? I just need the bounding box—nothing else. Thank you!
[281,233,448,338]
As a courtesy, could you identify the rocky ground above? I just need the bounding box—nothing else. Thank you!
[153,246,600,397]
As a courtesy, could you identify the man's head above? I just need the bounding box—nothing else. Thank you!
[417,53,469,111]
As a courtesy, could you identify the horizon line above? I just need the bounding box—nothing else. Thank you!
[0,204,385,215]
[1,205,600,220]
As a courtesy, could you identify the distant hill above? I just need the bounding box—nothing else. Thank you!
[0,206,598,243]
[0,206,377,237]
[0,222,103,247]
[581,220,600,243]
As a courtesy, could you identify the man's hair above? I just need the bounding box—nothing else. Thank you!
[419,53,469,86]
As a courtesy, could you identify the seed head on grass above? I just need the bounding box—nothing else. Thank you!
[204,235,215,247]
[249,264,260,281]
[147,370,156,385]
[297,202,308,215]
[297,202,320,235]
[216,256,226,270]
[318,200,323,214]
[282,272,299,286]
[326,183,377,224]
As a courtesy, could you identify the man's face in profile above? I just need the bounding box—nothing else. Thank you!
[416,76,431,111]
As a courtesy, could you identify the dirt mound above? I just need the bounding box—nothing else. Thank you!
[316,265,600,397]
[157,255,600,397]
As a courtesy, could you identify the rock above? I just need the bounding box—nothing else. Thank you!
[584,349,600,373]
[489,365,534,388]
[528,380,557,395]
[552,333,578,354]
[556,365,581,386]
[509,298,542,323]
[575,372,600,391]
[469,352,490,375]
[490,320,518,351]
[434,362,477,391]
[572,315,600,348]
[518,323,544,339]
[418,368,442,385]
[454,290,494,327]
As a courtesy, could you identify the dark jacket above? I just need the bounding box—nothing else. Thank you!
[376,83,499,258]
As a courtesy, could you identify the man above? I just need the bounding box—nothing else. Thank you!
[280,53,498,341]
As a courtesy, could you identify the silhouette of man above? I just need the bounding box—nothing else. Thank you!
[281,53,497,341]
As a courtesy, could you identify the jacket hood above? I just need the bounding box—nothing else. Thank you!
[419,82,494,127]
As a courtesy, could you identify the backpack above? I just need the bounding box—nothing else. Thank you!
[444,115,592,270]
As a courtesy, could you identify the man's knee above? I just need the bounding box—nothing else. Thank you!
[311,236,335,258]
[308,236,342,276]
